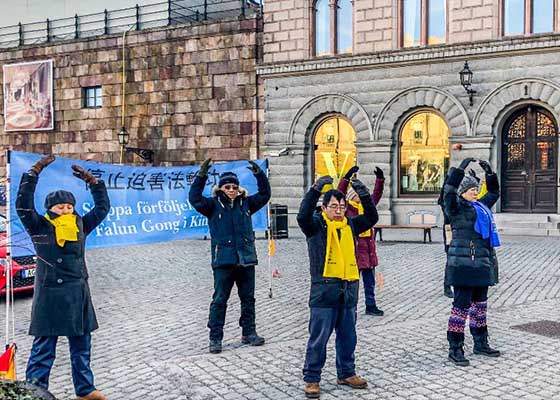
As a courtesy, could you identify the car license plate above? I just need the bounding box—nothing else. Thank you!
[22,268,36,279]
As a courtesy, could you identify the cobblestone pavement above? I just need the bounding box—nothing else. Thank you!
[4,229,560,399]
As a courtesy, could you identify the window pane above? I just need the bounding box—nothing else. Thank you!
[87,95,95,108]
[533,0,554,33]
[337,0,352,54]
[403,0,421,47]
[400,112,450,195]
[428,0,446,44]
[504,0,525,35]
[314,117,356,185]
[315,0,331,56]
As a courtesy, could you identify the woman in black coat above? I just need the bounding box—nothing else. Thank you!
[16,155,110,400]
[443,158,501,367]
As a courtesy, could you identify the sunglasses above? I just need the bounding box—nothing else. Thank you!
[223,184,239,190]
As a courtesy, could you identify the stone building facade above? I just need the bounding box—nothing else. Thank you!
[0,12,263,178]
[260,0,560,231]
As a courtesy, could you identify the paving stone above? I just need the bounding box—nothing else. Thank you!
[2,234,560,399]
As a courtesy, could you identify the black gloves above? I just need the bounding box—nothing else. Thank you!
[198,158,212,177]
[468,169,480,183]
[479,160,493,175]
[343,166,359,181]
[351,179,369,198]
[247,160,262,175]
[29,154,55,176]
[374,167,384,180]
[72,165,98,185]
[313,176,333,192]
[458,157,476,170]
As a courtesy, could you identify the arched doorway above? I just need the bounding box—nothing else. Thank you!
[313,116,356,184]
[501,106,558,213]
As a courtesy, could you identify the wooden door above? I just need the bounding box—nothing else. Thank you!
[501,106,558,213]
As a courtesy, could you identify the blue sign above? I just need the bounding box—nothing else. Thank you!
[8,151,268,256]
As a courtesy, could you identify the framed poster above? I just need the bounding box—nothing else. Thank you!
[3,59,53,131]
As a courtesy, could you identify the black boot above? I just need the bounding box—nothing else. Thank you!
[443,285,454,298]
[241,333,265,346]
[365,305,384,316]
[471,326,500,357]
[209,339,222,354]
[447,331,470,366]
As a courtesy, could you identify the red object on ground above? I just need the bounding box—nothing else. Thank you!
[272,268,282,278]
[452,143,462,150]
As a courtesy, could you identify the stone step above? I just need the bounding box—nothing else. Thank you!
[497,227,552,236]
[496,221,560,229]
[495,213,552,223]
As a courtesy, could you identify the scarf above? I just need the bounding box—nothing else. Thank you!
[348,200,372,238]
[321,212,359,281]
[471,201,501,247]
[44,213,79,247]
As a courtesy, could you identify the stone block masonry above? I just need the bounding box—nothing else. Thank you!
[0,16,264,177]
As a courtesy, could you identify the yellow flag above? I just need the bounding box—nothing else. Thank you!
[0,343,16,381]
[268,237,275,257]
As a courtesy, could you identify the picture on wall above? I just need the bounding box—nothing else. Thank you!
[3,59,53,131]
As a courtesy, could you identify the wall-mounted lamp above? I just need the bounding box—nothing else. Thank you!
[459,61,477,106]
[117,127,154,163]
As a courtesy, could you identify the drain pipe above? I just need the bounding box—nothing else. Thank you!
[120,24,136,164]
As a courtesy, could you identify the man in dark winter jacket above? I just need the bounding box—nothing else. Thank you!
[443,158,501,367]
[297,175,378,399]
[189,159,271,354]
[16,154,110,400]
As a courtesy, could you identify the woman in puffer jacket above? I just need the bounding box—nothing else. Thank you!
[337,165,385,316]
[443,158,501,367]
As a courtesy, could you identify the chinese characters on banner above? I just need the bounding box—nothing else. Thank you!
[8,151,268,257]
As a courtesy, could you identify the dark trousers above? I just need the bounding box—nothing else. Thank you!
[360,269,376,306]
[303,306,357,383]
[208,265,256,340]
[26,334,95,397]
[453,286,488,309]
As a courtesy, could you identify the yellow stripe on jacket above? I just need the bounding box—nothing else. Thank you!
[321,212,359,281]
[348,200,372,238]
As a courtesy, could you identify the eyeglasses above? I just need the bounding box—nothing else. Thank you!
[326,204,347,211]
[223,185,239,190]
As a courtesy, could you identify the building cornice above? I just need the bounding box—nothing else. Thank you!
[257,34,560,77]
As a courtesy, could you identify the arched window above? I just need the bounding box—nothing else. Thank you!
[399,111,450,196]
[314,0,331,56]
[314,116,356,184]
[313,0,353,56]
[337,0,353,53]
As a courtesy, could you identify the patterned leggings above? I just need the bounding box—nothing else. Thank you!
[447,286,488,333]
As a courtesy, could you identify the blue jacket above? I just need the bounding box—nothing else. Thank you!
[443,168,500,287]
[188,171,271,268]
[297,187,378,308]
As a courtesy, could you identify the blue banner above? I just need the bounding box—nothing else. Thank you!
[8,151,268,256]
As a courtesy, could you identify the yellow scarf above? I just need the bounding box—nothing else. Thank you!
[321,212,359,281]
[348,200,372,238]
[44,213,79,247]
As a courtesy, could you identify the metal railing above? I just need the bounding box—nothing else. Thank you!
[0,0,263,49]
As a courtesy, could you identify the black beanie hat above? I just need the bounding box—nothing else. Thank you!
[218,172,239,187]
[44,190,76,210]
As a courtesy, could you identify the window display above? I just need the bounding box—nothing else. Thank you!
[314,117,356,185]
[400,112,450,195]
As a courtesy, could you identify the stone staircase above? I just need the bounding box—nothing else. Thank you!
[494,213,560,237]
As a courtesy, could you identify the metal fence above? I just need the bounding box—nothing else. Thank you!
[0,0,262,49]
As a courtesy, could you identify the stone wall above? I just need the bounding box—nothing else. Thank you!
[260,41,560,223]
[262,0,552,61]
[0,16,263,178]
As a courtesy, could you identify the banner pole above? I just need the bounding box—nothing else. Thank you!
[5,150,12,347]
[266,159,273,299]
